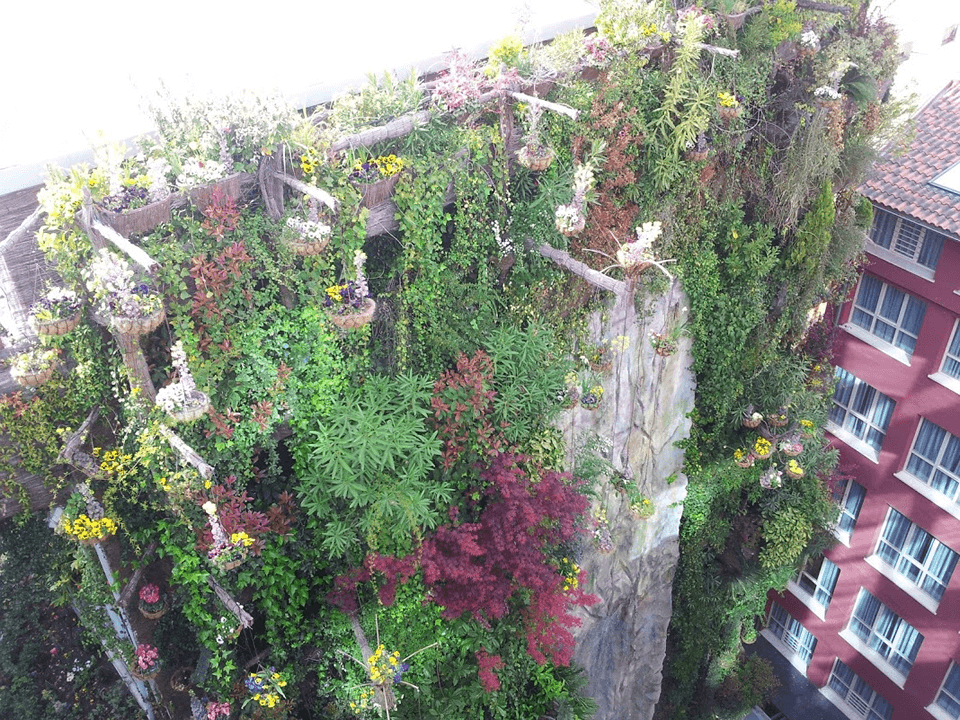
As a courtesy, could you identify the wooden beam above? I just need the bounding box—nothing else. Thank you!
[117,543,158,606]
[795,0,850,14]
[0,206,42,255]
[507,92,579,120]
[329,110,433,153]
[272,173,339,212]
[90,221,160,275]
[159,426,215,479]
[208,575,254,629]
[694,43,741,58]
[58,407,105,478]
[527,240,626,295]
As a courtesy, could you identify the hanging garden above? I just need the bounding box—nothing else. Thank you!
[0,1,906,719]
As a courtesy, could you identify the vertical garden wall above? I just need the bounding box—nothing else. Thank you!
[0,1,906,719]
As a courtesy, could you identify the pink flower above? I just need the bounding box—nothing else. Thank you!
[139,583,160,605]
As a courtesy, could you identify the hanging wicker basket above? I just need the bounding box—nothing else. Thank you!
[11,364,55,388]
[166,392,211,424]
[139,598,168,621]
[786,467,805,480]
[517,144,555,172]
[33,312,82,337]
[352,174,400,208]
[130,664,160,681]
[327,299,376,329]
[718,105,741,121]
[97,195,173,238]
[110,305,166,336]
[189,173,243,209]
[79,534,110,546]
[287,235,330,256]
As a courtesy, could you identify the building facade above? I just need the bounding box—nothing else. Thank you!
[762,81,960,720]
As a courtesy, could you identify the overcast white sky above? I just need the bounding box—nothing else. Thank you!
[1,0,957,188]
[0,0,594,180]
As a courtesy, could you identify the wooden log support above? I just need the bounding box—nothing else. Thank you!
[58,407,105,478]
[90,221,160,275]
[114,331,158,403]
[158,426,215,479]
[0,206,42,254]
[795,0,850,14]
[117,543,158,606]
[208,575,254,629]
[259,154,286,221]
[273,173,339,212]
[694,43,741,58]
[526,239,626,295]
[330,110,433,154]
[507,91,579,120]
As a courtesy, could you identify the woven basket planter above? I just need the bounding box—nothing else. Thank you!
[754,449,773,461]
[742,416,762,429]
[718,105,741,121]
[287,235,330,257]
[685,149,710,162]
[131,664,160,681]
[79,534,110,546]
[786,467,805,480]
[352,174,400,209]
[328,299,376,329]
[781,444,803,457]
[190,173,243,209]
[735,456,755,469]
[517,145,555,172]
[166,392,211,424]
[33,312,82,337]
[11,364,55,388]
[139,599,168,621]
[98,195,173,237]
[110,306,166,336]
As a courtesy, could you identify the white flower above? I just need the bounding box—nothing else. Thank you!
[202,501,217,516]
[800,30,820,48]
[285,217,330,242]
[814,85,842,100]
[216,635,224,645]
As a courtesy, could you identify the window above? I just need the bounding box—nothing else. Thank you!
[833,479,866,538]
[768,602,818,666]
[942,323,960,380]
[935,663,960,719]
[796,555,840,610]
[875,508,958,602]
[828,659,894,720]
[906,419,960,504]
[870,207,945,270]
[849,589,923,676]
[829,368,896,453]
[850,274,926,355]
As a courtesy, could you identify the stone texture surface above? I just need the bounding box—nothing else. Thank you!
[559,279,695,720]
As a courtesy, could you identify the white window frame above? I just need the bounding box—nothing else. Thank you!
[866,206,944,280]
[841,589,923,687]
[822,658,894,720]
[788,555,840,620]
[827,368,895,462]
[763,602,818,674]
[842,274,926,365]
[866,507,958,613]
[928,662,960,720]
[899,419,960,507]
[832,478,866,546]
[930,320,960,397]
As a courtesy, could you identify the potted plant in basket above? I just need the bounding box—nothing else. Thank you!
[156,341,210,424]
[324,250,376,329]
[579,380,604,411]
[176,157,243,209]
[59,491,118,546]
[30,288,83,336]
[138,583,167,620]
[130,643,161,680]
[741,404,763,429]
[717,91,741,121]
[9,347,59,388]
[84,249,165,336]
[559,372,581,409]
[516,103,555,172]
[90,142,174,237]
[283,211,332,257]
[349,154,404,208]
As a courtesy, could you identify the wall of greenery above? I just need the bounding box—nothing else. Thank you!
[0,0,907,718]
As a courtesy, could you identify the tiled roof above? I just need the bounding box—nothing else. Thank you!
[860,80,960,239]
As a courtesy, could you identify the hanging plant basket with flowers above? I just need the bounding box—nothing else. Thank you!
[555,204,587,237]
[324,250,376,329]
[9,347,58,388]
[733,448,755,469]
[30,288,83,336]
[767,407,789,427]
[91,146,174,237]
[349,154,404,208]
[742,405,763,429]
[579,384,604,411]
[785,460,805,479]
[717,91,741,121]
[752,436,773,461]
[130,643,161,681]
[84,249,165,336]
[156,341,211,424]
[517,142,556,172]
[138,583,168,620]
[284,215,331,256]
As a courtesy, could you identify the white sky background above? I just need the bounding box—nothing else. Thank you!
[1,0,957,183]
[0,0,595,177]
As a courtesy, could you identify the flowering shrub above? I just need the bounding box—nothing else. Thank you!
[243,667,287,709]
[616,221,662,267]
[31,288,81,322]
[134,643,159,672]
[61,514,117,543]
[367,644,409,686]
[432,50,486,111]
[350,154,404,183]
[206,701,230,720]
[155,341,207,414]
[176,158,227,190]
[476,648,505,692]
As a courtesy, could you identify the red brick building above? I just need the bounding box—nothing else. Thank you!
[761,81,960,720]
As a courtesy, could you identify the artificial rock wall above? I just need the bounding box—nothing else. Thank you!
[561,279,695,720]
